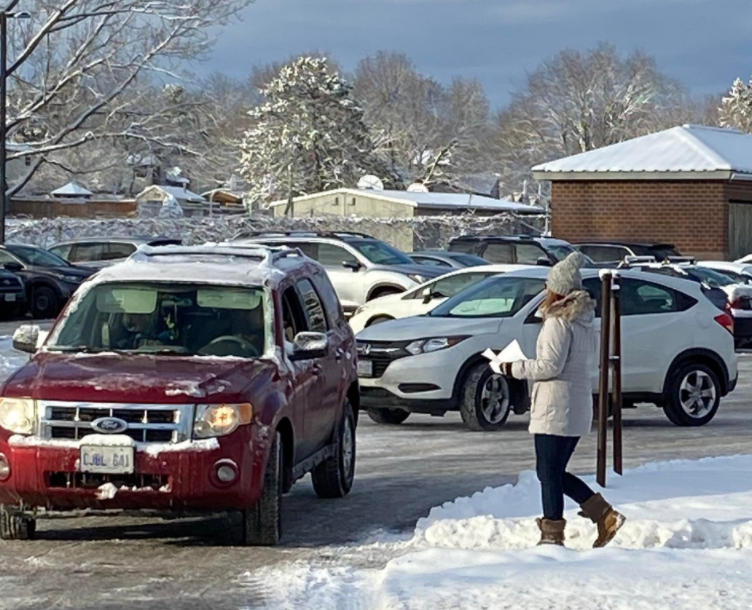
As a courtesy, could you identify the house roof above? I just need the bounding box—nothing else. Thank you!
[532,125,752,181]
[269,188,543,214]
[138,185,205,203]
[51,182,93,197]
[201,189,244,204]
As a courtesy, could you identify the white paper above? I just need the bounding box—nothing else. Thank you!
[482,340,528,374]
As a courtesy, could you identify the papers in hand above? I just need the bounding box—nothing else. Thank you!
[483,340,528,375]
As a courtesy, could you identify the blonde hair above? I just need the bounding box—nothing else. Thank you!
[540,289,565,317]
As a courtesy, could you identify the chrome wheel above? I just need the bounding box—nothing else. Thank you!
[679,370,716,418]
[479,374,510,424]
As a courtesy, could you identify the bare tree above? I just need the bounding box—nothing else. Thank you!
[4,0,253,196]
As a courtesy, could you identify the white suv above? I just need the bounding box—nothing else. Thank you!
[356,268,738,430]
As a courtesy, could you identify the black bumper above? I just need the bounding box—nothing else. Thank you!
[360,386,457,415]
[733,316,752,348]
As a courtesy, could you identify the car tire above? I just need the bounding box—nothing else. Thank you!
[663,362,721,427]
[0,505,36,540]
[30,286,59,319]
[312,401,356,499]
[460,363,512,431]
[366,407,410,425]
[242,432,282,546]
[366,315,394,327]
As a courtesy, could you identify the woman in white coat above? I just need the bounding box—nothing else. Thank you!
[502,252,625,547]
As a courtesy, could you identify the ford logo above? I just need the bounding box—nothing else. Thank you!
[91,417,128,434]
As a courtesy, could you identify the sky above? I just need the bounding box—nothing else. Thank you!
[199,0,752,109]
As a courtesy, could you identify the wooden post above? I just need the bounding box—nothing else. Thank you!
[597,272,612,488]
[611,275,623,476]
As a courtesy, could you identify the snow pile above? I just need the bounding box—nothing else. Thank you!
[0,336,28,384]
[256,455,752,610]
[96,483,119,501]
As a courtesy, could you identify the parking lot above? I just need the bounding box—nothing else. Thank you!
[1,318,752,609]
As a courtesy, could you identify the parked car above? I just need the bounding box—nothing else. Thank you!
[49,237,182,269]
[0,245,93,319]
[0,270,26,319]
[349,264,536,333]
[232,232,445,315]
[629,259,752,349]
[448,235,578,266]
[697,260,752,280]
[0,244,359,544]
[356,267,737,430]
[575,242,681,264]
[408,250,490,269]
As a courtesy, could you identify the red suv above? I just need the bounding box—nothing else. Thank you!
[0,245,359,545]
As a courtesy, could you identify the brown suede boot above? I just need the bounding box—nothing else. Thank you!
[536,518,566,546]
[578,493,626,548]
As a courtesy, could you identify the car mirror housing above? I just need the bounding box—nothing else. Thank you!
[342,260,362,272]
[12,325,41,354]
[3,262,22,272]
[536,257,553,267]
[289,332,329,361]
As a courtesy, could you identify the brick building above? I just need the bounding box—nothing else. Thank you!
[532,125,752,260]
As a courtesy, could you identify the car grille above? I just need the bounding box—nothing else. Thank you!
[47,471,170,491]
[356,340,409,379]
[38,401,193,444]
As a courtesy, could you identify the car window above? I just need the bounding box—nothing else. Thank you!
[106,243,137,260]
[579,245,627,263]
[447,241,478,254]
[430,272,498,299]
[7,245,68,267]
[546,244,575,262]
[69,243,106,263]
[281,286,309,342]
[483,243,514,264]
[0,250,18,265]
[411,256,452,268]
[431,276,546,318]
[312,270,346,327]
[316,243,359,268]
[296,279,328,333]
[349,240,413,265]
[516,243,547,264]
[582,277,603,317]
[620,278,680,315]
[450,254,490,267]
[49,244,72,260]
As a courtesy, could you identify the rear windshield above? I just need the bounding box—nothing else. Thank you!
[47,282,271,359]
[430,276,546,318]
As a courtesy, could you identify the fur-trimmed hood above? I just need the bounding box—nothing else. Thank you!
[543,290,596,326]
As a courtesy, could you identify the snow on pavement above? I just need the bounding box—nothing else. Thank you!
[0,336,27,384]
[257,455,752,609]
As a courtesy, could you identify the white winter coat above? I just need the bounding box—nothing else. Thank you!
[511,291,598,437]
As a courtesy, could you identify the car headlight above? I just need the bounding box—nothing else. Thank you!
[405,336,468,356]
[407,273,428,284]
[0,398,35,435]
[194,403,253,438]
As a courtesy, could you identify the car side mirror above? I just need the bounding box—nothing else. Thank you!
[536,257,553,267]
[13,324,41,354]
[289,332,329,361]
[342,260,362,272]
[422,287,433,304]
[3,262,22,272]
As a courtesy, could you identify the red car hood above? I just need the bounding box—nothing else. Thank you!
[1,351,277,404]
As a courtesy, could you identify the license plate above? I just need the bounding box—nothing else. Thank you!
[357,359,373,378]
[4,294,16,302]
[80,446,134,474]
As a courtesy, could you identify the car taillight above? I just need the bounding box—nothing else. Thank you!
[715,312,734,335]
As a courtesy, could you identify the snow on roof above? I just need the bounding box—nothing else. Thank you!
[137,185,205,203]
[269,188,543,214]
[51,182,93,197]
[532,125,752,179]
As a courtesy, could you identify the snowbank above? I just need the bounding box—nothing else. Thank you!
[256,455,752,609]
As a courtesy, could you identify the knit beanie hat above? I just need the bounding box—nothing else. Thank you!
[546,251,588,296]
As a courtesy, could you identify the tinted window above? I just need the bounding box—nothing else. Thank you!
[296,279,327,333]
[106,243,137,260]
[431,276,546,318]
[281,286,309,341]
[312,270,345,327]
[582,277,603,317]
[0,250,18,265]
[579,245,628,263]
[7,245,68,267]
[70,243,106,263]
[545,244,575,261]
[349,240,413,265]
[49,244,72,260]
[483,243,514,264]
[447,240,478,254]
[316,243,359,268]
[620,279,680,316]
[516,243,547,264]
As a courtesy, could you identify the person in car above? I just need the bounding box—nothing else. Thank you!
[118,312,177,350]
[501,252,625,548]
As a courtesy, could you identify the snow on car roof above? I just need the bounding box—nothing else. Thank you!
[86,244,303,288]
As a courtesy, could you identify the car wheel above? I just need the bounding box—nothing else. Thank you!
[0,505,36,540]
[460,363,512,431]
[663,362,721,427]
[366,315,394,327]
[242,432,282,546]
[366,407,410,425]
[30,286,59,319]
[312,401,356,499]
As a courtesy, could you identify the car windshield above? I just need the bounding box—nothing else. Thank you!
[545,244,576,262]
[349,240,413,265]
[450,254,490,266]
[430,276,546,318]
[687,267,738,288]
[47,282,271,359]
[7,245,69,267]
[705,268,752,286]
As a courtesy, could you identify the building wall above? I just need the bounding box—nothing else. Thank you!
[9,198,137,219]
[273,192,413,219]
[551,181,729,259]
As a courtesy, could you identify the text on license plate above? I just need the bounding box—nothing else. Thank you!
[80,446,134,474]
[357,359,373,377]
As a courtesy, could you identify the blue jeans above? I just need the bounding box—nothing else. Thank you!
[534,434,595,520]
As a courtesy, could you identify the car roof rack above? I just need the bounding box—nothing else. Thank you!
[618,255,657,268]
[231,230,374,241]
[136,244,305,267]
[663,256,696,265]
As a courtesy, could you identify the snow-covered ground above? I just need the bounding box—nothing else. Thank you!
[257,455,752,610]
[0,336,27,384]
